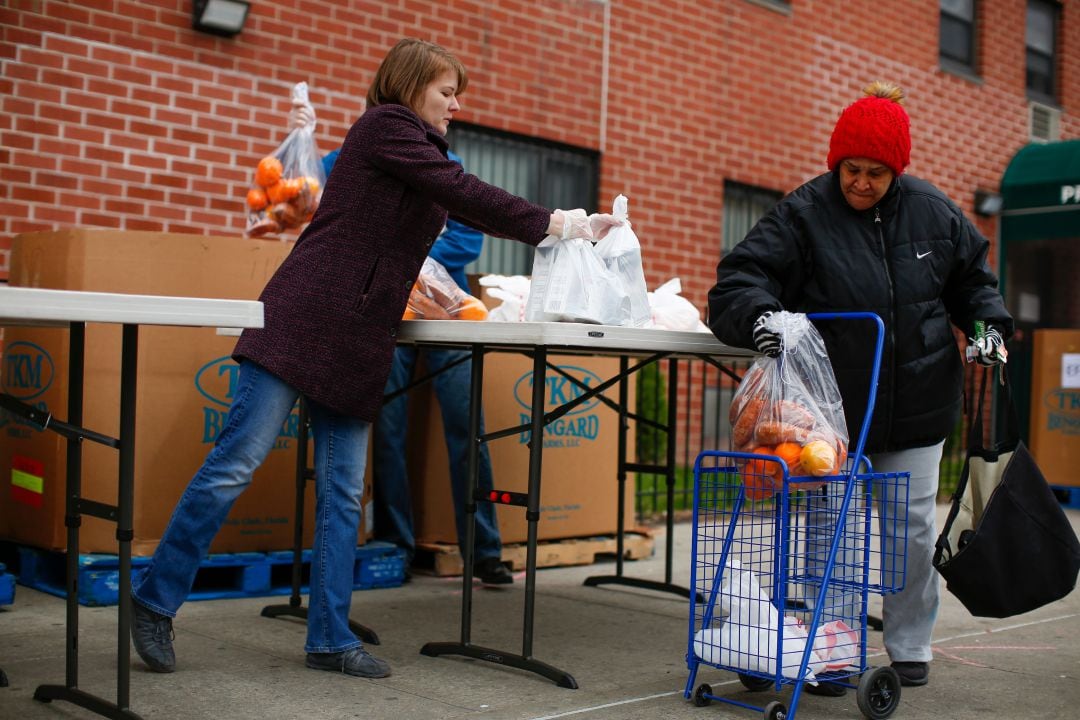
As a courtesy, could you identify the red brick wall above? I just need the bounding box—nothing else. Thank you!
[2,0,1077,314]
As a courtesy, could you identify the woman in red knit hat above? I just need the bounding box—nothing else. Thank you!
[708,81,1012,692]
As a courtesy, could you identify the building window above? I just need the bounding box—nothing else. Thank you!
[940,0,977,72]
[1026,0,1059,102]
[722,181,781,254]
[446,123,600,277]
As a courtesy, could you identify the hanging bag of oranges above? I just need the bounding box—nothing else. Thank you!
[244,82,326,237]
[730,312,849,495]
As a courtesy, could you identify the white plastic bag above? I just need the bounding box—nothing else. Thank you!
[525,236,630,325]
[647,278,708,332]
[594,195,650,327]
[692,560,825,681]
[477,274,531,322]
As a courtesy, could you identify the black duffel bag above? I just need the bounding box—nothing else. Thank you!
[933,367,1080,618]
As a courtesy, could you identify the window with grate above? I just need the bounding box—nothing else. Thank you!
[940,0,977,73]
[703,181,782,446]
[1026,0,1059,103]
[721,181,782,254]
[446,123,600,277]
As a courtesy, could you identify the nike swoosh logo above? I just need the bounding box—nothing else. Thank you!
[916,250,933,259]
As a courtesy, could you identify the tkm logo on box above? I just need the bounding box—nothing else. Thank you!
[1,341,53,437]
[513,365,603,448]
[195,356,300,449]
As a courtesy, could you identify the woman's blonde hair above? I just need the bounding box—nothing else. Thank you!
[366,38,468,115]
[863,80,905,106]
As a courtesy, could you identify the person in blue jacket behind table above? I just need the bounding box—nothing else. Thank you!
[291,108,513,585]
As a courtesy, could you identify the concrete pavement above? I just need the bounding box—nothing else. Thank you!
[1,506,1078,720]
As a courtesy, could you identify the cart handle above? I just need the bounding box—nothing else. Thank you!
[805,311,885,475]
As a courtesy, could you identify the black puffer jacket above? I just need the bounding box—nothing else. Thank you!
[708,172,1013,454]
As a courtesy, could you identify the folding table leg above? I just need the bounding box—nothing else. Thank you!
[421,346,577,689]
[34,323,145,719]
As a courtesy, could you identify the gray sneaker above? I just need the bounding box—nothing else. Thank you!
[131,598,176,673]
[306,647,391,678]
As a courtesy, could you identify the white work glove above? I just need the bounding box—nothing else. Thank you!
[587,212,624,240]
[969,324,1007,366]
[752,310,782,358]
[287,100,315,131]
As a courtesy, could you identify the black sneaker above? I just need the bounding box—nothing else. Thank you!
[306,647,391,678]
[891,661,929,686]
[474,556,513,585]
[804,681,847,697]
[131,598,176,673]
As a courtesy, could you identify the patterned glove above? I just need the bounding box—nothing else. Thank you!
[752,311,782,358]
[972,325,1007,366]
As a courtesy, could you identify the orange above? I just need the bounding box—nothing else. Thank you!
[266,180,300,204]
[800,439,837,477]
[773,441,802,478]
[454,297,489,321]
[742,446,777,500]
[246,187,268,211]
[255,156,283,187]
[302,176,320,196]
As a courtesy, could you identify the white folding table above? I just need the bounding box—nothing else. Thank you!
[397,320,754,688]
[0,286,262,720]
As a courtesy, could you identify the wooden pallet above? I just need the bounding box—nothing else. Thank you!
[416,529,655,577]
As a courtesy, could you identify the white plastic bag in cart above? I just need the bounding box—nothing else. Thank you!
[524,236,631,325]
[594,195,650,327]
[693,560,825,682]
[478,274,531,322]
[647,278,708,332]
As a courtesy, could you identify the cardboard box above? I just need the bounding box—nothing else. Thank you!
[0,229,371,555]
[411,352,635,545]
[1028,328,1080,487]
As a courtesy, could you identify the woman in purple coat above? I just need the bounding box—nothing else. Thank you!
[130,37,620,680]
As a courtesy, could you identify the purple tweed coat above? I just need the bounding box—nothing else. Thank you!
[233,104,552,420]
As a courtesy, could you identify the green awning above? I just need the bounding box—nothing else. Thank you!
[1001,139,1080,241]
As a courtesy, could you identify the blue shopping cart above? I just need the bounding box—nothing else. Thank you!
[685,312,911,720]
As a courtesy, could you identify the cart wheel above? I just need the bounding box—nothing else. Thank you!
[763,700,787,720]
[857,666,901,719]
[693,683,712,707]
[739,672,774,692]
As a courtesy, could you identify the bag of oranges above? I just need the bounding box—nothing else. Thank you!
[244,82,326,237]
[730,312,848,495]
[403,258,489,321]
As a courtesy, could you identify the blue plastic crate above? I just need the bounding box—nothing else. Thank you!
[0,562,14,606]
[1052,485,1080,510]
[15,541,406,607]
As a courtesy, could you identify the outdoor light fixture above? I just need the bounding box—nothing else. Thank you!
[192,0,250,37]
[974,189,1003,217]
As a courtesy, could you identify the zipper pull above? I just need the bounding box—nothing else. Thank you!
[874,208,882,224]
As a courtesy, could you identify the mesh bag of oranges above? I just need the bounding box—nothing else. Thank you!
[403,258,489,321]
[245,82,326,238]
[730,312,849,498]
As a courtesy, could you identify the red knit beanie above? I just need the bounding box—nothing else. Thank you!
[827,94,911,176]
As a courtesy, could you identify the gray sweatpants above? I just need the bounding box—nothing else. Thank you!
[872,441,945,663]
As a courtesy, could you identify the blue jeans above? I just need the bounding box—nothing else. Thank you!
[373,346,501,562]
[132,361,370,654]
